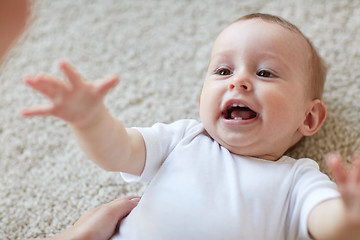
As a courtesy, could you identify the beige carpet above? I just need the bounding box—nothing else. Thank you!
[1,0,359,239]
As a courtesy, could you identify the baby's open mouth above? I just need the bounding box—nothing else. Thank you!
[224,103,258,120]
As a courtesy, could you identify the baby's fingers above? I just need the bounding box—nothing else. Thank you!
[94,75,119,98]
[21,105,54,117]
[326,152,348,184]
[59,60,84,89]
[24,75,68,100]
[351,153,360,183]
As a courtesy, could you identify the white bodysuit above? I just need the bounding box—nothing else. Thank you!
[112,119,339,240]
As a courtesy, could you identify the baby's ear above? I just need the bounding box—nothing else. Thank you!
[298,99,327,136]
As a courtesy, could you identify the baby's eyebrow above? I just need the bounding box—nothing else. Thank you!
[210,50,233,60]
[257,51,283,61]
[209,52,234,67]
[256,51,291,71]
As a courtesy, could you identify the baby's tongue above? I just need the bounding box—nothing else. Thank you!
[231,108,257,120]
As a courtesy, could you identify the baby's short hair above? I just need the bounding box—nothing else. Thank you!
[233,13,327,100]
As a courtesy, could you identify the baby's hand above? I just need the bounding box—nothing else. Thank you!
[22,61,119,127]
[326,152,360,226]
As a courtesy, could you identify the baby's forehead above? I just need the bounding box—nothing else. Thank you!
[221,18,307,45]
[212,19,311,59]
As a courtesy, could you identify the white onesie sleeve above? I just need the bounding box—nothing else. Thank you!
[121,119,201,182]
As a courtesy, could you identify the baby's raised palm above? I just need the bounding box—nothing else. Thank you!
[22,61,119,127]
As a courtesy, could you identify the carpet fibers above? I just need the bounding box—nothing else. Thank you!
[1,0,359,239]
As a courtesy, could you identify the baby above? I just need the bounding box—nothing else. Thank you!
[23,13,360,240]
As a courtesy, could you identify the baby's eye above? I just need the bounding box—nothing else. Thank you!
[257,70,276,78]
[215,67,232,76]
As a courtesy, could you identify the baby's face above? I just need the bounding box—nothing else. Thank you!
[199,19,313,160]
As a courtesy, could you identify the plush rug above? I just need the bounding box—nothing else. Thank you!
[1,0,359,239]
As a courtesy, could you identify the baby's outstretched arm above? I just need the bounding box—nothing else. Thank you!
[23,61,145,175]
[308,153,360,240]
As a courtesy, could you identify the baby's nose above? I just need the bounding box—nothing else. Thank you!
[229,75,253,92]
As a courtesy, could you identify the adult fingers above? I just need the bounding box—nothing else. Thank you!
[72,196,140,229]
[103,196,140,220]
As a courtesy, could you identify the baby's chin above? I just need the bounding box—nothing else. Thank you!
[211,134,284,161]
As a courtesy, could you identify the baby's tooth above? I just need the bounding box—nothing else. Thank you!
[232,103,245,107]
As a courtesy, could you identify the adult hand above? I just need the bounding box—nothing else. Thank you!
[37,196,140,240]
